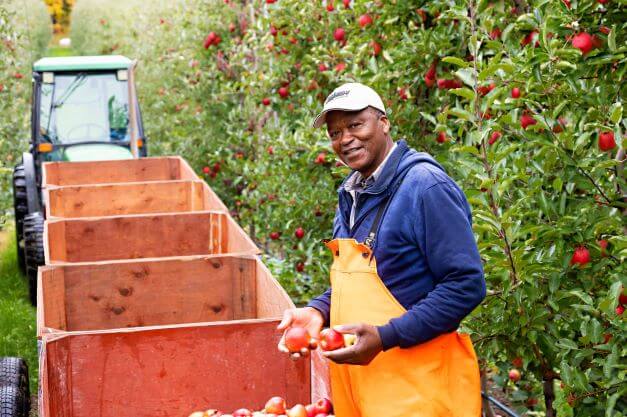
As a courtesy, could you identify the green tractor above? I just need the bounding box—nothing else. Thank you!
[12,55,147,305]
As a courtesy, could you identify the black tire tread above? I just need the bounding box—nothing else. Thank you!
[23,213,45,306]
[12,164,27,274]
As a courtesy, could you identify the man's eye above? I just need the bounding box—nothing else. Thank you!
[350,123,361,128]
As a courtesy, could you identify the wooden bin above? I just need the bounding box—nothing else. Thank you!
[42,156,198,187]
[45,180,228,218]
[44,211,258,264]
[38,258,330,417]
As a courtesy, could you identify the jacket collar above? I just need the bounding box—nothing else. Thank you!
[337,139,409,196]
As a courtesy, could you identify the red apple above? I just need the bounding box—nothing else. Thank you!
[570,246,590,266]
[262,98,271,106]
[266,0,276,3]
[490,28,501,40]
[278,87,289,98]
[334,62,346,72]
[287,404,307,417]
[270,26,278,36]
[508,369,521,382]
[204,32,218,49]
[489,131,501,145]
[512,357,523,368]
[267,146,274,155]
[269,231,281,240]
[313,398,333,414]
[296,262,305,272]
[521,30,539,47]
[315,152,327,164]
[295,227,305,239]
[371,40,381,56]
[598,131,616,151]
[333,28,345,42]
[342,0,350,8]
[318,63,328,72]
[305,404,317,417]
[326,2,334,12]
[398,87,408,101]
[562,0,571,8]
[285,327,311,353]
[233,409,252,417]
[520,114,537,130]
[437,131,447,143]
[617,305,625,315]
[319,328,345,351]
[264,397,287,415]
[618,287,627,305]
[358,14,373,28]
[202,166,211,174]
[511,87,521,98]
[572,32,594,55]
[598,239,608,257]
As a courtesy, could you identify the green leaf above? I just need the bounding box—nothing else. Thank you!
[454,68,476,87]
[608,26,616,52]
[609,102,622,124]
[447,108,474,121]
[419,112,437,126]
[442,56,469,68]
[450,87,476,100]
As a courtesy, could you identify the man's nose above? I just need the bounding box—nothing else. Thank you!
[338,128,354,144]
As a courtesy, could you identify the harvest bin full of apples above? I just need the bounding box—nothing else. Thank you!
[36,157,330,417]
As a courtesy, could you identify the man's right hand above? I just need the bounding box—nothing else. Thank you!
[277,307,324,359]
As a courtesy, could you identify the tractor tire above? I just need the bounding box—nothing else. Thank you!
[23,213,45,306]
[0,358,29,417]
[0,386,29,417]
[12,165,27,274]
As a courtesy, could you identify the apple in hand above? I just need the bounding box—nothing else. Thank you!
[285,327,312,353]
[319,328,345,351]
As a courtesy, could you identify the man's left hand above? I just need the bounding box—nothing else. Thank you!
[322,323,383,366]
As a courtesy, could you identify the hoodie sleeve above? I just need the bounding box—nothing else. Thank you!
[377,181,486,350]
[305,206,343,326]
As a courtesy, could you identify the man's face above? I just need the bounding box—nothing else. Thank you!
[326,107,391,178]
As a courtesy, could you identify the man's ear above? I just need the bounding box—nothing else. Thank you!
[379,115,390,135]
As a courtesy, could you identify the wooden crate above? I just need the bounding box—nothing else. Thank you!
[42,156,198,187]
[44,211,258,264]
[45,180,228,218]
[38,258,330,417]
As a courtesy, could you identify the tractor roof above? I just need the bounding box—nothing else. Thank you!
[33,55,133,72]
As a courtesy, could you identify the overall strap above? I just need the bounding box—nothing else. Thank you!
[363,166,413,249]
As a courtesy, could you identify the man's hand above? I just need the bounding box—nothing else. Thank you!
[277,307,324,360]
[323,323,383,366]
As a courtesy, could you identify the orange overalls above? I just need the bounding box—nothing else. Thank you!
[325,183,482,416]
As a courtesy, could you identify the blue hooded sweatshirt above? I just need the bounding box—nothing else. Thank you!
[307,140,486,350]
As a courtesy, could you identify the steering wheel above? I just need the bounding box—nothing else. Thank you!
[65,123,108,142]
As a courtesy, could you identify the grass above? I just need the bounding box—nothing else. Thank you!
[0,228,38,393]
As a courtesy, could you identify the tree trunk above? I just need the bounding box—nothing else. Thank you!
[543,378,556,417]
[480,366,495,417]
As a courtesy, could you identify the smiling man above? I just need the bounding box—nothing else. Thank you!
[278,82,486,417]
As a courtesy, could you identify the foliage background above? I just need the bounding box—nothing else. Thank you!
[1,0,626,415]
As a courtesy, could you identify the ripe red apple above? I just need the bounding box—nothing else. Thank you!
[269,231,280,240]
[598,131,616,151]
[342,0,350,8]
[278,87,289,98]
[618,287,627,305]
[270,26,278,36]
[490,28,501,40]
[437,131,447,143]
[265,397,287,415]
[296,262,305,273]
[287,404,307,417]
[371,40,382,56]
[572,32,594,55]
[285,327,311,353]
[334,62,346,72]
[13,73,23,79]
[315,152,327,164]
[570,246,590,266]
[598,239,608,257]
[358,14,373,28]
[295,227,305,239]
[313,398,333,414]
[305,404,317,417]
[520,114,537,130]
[398,87,408,101]
[202,166,211,174]
[489,131,501,145]
[512,357,523,368]
[267,146,274,155]
[326,2,334,12]
[436,79,462,89]
[333,28,345,42]
[617,305,625,315]
[318,63,328,72]
[508,369,521,382]
[266,0,276,3]
[204,32,218,49]
[562,0,571,8]
[521,30,539,47]
[262,97,271,106]
[511,87,521,98]
[233,409,252,417]
[319,328,345,351]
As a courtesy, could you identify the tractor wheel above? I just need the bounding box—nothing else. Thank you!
[23,213,45,306]
[0,357,29,417]
[12,165,27,274]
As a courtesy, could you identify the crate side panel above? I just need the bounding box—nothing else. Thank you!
[59,257,257,331]
[49,322,310,417]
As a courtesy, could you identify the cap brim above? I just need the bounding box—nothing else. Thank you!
[312,105,369,128]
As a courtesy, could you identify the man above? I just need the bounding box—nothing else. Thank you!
[278,83,486,417]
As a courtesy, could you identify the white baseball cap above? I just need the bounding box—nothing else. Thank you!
[313,82,386,128]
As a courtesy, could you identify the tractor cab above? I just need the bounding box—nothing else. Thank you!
[32,55,146,161]
[13,55,148,304]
